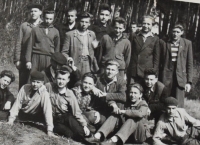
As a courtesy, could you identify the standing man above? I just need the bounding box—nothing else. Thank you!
[26,9,60,72]
[99,17,131,78]
[55,8,78,49]
[128,15,160,84]
[14,3,43,89]
[62,12,99,76]
[160,23,193,108]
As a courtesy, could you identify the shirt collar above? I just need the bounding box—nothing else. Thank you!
[167,111,180,122]
[68,21,76,29]
[29,84,46,95]
[137,30,154,38]
[131,99,142,107]
[39,22,54,28]
[76,29,88,36]
[27,19,43,27]
[103,75,117,86]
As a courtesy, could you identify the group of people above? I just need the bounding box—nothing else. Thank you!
[0,2,199,145]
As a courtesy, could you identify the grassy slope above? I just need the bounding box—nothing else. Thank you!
[0,65,200,145]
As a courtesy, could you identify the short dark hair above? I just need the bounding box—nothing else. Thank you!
[67,7,77,15]
[82,72,97,84]
[77,12,93,21]
[99,3,111,13]
[144,68,158,77]
[129,83,143,94]
[0,70,15,83]
[113,17,127,29]
[55,70,70,78]
[173,22,184,31]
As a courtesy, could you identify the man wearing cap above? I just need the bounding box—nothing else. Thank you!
[26,8,60,72]
[42,52,81,89]
[7,71,56,138]
[128,15,160,84]
[61,12,99,77]
[45,67,91,141]
[14,3,43,89]
[153,97,200,145]
[160,22,193,108]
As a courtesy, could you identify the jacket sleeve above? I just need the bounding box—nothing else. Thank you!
[153,120,167,145]
[105,79,127,103]
[14,23,24,62]
[25,29,35,62]
[124,40,131,72]
[153,37,160,72]
[54,29,60,52]
[125,103,148,118]
[61,33,70,58]
[186,41,193,84]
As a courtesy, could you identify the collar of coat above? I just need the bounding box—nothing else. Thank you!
[28,84,47,95]
[27,19,43,27]
[73,29,92,37]
[108,31,127,41]
[39,22,54,28]
[137,30,154,38]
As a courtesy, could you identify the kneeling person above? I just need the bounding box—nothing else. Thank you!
[8,71,56,137]
[45,66,90,140]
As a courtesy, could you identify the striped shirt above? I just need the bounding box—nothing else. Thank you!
[171,44,179,62]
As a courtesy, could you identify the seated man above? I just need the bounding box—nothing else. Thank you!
[88,83,149,144]
[8,71,56,137]
[0,70,15,120]
[42,52,80,89]
[45,66,90,141]
[143,68,167,124]
[153,97,200,145]
[72,72,106,132]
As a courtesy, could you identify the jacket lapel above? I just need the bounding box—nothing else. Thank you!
[178,38,184,55]
[73,30,82,43]
[135,35,143,50]
[140,37,153,52]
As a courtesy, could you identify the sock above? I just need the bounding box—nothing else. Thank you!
[94,132,101,139]
[111,136,118,143]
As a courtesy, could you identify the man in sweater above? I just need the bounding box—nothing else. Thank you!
[7,71,56,138]
[14,3,43,89]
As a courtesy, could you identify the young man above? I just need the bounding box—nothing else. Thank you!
[14,3,43,89]
[88,83,149,144]
[45,67,90,140]
[61,12,98,76]
[143,68,167,124]
[89,3,113,64]
[72,72,106,132]
[130,21,137,33]
[99,17,131,78]
[7,71,56,137]
[128,15,160,84]
[26,9,60,72]
[42,52,80,89]
[153,97,200,145]
[55,8,78,49]
[160,23,193,108]
[0,70,15,120]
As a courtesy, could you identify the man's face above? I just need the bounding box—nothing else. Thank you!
[172,28,183,41]
[131,24,137,33]
[67,11,77,24]
[142,18,153,33]
[82,76,95,93]
[44,13,54,26]
[79,18,90,31]
[31,80,44,90]
[105,65,119,80]
[129,87,142,103]
[56,73,70,88]
[30,8,42,20]
[99,10,110,24]
[144,75,158,88]
[166,105,177,117]
[0,76,11,89]
[114,22,125,37]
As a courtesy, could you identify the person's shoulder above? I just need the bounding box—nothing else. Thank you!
[117,75,126,83]
[66,29,76,36]
[181,38,192,44]
[88,30,95,36]
[139,100,148,107]
[156,81,165,88]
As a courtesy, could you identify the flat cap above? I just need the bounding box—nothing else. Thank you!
[105,59,120,67]
[163,97,178,107]
[30,70,44,81]
[59,65,72,74]
[51,52,67,65]
[27,3,43,10]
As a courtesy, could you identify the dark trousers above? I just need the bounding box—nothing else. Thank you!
[18,62,30,90]
[53,113,85,139]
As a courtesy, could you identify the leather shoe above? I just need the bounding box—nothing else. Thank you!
[85,135,100,143]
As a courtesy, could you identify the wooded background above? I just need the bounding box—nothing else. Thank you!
[0,0,200,63]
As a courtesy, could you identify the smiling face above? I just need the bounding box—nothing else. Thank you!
[129,87,142,103]
[144,74,158,88]
[31,80,44,90]
[0,76,11,89]
[79,17,90,31]
[67,11,77,24]
[142,17,153,33]
[56,72,70,88]
[99,10,110,25]
[105,64,119,80]
[114,22,125,37]
[44,13,55,26]
[82,76,95,93]
[30,8,42,20]
[172,28,183,41]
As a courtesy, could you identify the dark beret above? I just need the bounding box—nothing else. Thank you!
[51,52,67,65]
[59,65,72,74]
[27,3,43,10]
[30,71,44,81]
[163,97,178,107]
